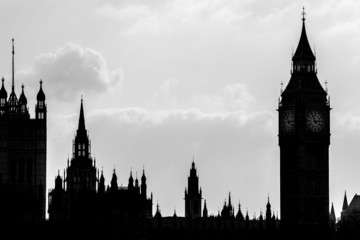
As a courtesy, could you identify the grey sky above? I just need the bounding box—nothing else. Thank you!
[0,0,359,219]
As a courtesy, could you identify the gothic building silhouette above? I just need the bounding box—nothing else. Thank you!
[0,10,344,240]
[278,10,330,229]
[48,100,153,225]
[0,39,46,223]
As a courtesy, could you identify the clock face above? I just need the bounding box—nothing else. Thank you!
[306,110,324,132]
[281,111,295,133]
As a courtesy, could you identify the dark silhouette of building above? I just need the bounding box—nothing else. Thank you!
[278,9,330,229]
[221,193,234,219]
[0,39,46,223]
[48,99,152,225]
[184,160,202,218]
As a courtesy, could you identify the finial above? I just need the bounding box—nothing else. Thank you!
[1,77,4,82]
[302,6,306,22]
[58,169,60,176]
[40,79,43,86]
[21,84,24,90]
[81,95,83,103]
[280,81,284,94]
[325,79,328,94]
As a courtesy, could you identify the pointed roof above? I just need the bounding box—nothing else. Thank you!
[141,168,146,181]
[100,168,105,182]
[78,97,86,131]
[37,80,45,101]
[292,9,316,62]
[343,191,349,211]
[0,77,7,99]
[19,84,27,105]
[154,203,162,218]
[331,203,335,217]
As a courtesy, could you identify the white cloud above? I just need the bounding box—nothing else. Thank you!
[191,83,254,112]
[21,43,124,102]
[97,3,159,35]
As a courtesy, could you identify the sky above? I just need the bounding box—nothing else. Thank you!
[0,0,360,220]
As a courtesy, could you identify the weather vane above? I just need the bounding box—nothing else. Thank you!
[302,7,306,21]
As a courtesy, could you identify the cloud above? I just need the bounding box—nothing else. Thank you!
[97,3,159,35]
[22,43,124,101]
[191,83,254,112]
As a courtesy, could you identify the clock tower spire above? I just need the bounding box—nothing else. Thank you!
[278,9,330,229]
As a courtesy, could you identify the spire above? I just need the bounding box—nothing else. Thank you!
[11,38,15,93]
[236,201,244,221]
[228,192,232,207]
[331,203,336,218]
[141,168,146,181]
[203,199,208,218]
[111,168,118,191]
[342,191,349,211]
[292,7,316,62]
[8,39,18,113]
[78,97,86,131]
[128,170,134,189]
[154,202,162,219]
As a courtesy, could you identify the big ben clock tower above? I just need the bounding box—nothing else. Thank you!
[278,10,330,229]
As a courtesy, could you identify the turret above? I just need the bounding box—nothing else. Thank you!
[154,203,162,219]
[111,169,118,192]
[203,199,208,218]
[330,202,336,229]
[128,171,134,190]
[259,210,264,229]
[134,173,140,194]
[266,196,272,229]
[55,171,63,190]
[36,80,46,120]
[236,201,244,221]
[184,159,202,218]
[141,169,147,198]
[98,169,105,194]
[18,84,28,115]
[341,191,348,219]
[0,77,7,115]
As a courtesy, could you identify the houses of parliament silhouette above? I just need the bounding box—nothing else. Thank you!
[2,11,356,240]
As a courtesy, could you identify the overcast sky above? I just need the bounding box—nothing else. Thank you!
[1,0,360,219]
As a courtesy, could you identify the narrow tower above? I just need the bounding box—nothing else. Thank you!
[184,160,202,218]
[66,99,97,193]
[278,9,330,228]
